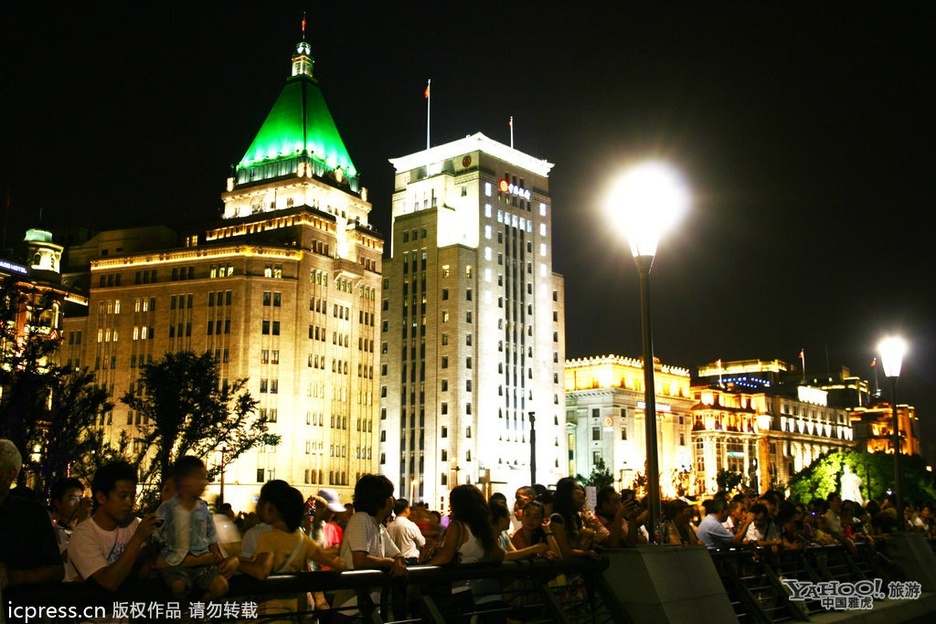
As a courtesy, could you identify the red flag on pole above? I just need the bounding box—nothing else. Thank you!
[424,81,430,99]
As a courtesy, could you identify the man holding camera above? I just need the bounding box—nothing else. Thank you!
[68,461,162,591]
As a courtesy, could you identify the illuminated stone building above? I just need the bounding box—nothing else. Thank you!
[58,36,381,509]
[1,228,88,354]
[692,359,854,494]
[565,355,695,498]
[849,403,920,456]
[379,134,566,509]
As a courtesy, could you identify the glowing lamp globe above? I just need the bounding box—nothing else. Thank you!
[607,161,690,259]
[878,336,906,379]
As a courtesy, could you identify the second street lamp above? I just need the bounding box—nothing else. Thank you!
[608,161,689,543]
[878,336,907,530]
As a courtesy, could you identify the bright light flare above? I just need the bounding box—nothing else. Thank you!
[878,336,907,379]
[607,161,690,258]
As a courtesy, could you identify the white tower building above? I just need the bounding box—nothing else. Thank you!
[379,133,566,509]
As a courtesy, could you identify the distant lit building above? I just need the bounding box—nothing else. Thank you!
[379,134,566,509]
[1,227,88,355]
[58,36,381,509]
[693,359,854,494]
[849,403,920,456]
[565,355,694,497]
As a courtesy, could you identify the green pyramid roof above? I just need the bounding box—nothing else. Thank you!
[237,42,358,184]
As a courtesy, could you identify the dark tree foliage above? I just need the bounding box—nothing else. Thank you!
[121,351,279,508]
[35,367,114,501]
[0,280,62,473]
[788,448,936,505]
[575,457,615,490]
[716,469,744,494]
[2,280,114,495]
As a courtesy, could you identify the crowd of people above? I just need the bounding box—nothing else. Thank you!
[2,436,935,623]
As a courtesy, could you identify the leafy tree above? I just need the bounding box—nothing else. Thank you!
[122,351,279,508]
[788,448,936,505]
[575,457,614,490]
[1,278,119,494]
[715,469,744,494]
[671,468,691,497]
[32,367,115,501]
[0,280,62,480]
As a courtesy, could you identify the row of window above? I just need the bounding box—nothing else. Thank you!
[208,290,232,308]
[301,469,349,486]
[210,264,235,278]
[206,320,232,335]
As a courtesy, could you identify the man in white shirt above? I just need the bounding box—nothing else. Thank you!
[387,498,425,564]
[696,498,754,549]
[334,475,407,616]
[69,461,161,591]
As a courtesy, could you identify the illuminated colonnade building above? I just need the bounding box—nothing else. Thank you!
[379,134,567,510]
[692,359,855,494]
[565,356,858,497]
[565,355,696,498]
[58,37,382,509]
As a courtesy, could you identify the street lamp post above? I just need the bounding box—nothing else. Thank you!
[218,446,228,506]
[529,411,537,486]
[878,336,906,530]
[608,162,689,544]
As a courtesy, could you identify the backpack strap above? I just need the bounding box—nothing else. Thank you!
[276,533,306,574]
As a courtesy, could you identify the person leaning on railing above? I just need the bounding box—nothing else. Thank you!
[238,482,345,623]
[332,474,407,619]
[664,499,700,546]
[426,484,505,622]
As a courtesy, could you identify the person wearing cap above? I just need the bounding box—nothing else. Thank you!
[319,489,345,546]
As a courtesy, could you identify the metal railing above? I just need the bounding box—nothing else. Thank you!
[709,540,909,623]
[4,557,626,624]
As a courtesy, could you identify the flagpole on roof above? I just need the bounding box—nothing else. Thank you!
[425,79,431,150]
[799,348,806,382]
[509,116,514,148]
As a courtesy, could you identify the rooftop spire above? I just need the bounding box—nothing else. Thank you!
[292,14,314,78]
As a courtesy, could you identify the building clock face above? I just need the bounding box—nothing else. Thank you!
[603,417,614,428]
[462,156,471,167]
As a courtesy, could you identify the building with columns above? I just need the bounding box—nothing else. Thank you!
[692,359,855,494]
[58,35,381,510]
[849,402,920,456]
[379,134,567,510]
[565,356,862,498]
[565,355,695,497]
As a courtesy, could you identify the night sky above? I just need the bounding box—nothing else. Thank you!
[3,4,935,457]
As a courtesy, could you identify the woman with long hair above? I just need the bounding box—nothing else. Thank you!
[550,478,600,559]
[427,484,505,622]
[509,499,560,559]
[545,479,599,619]
[663,499,700,546]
